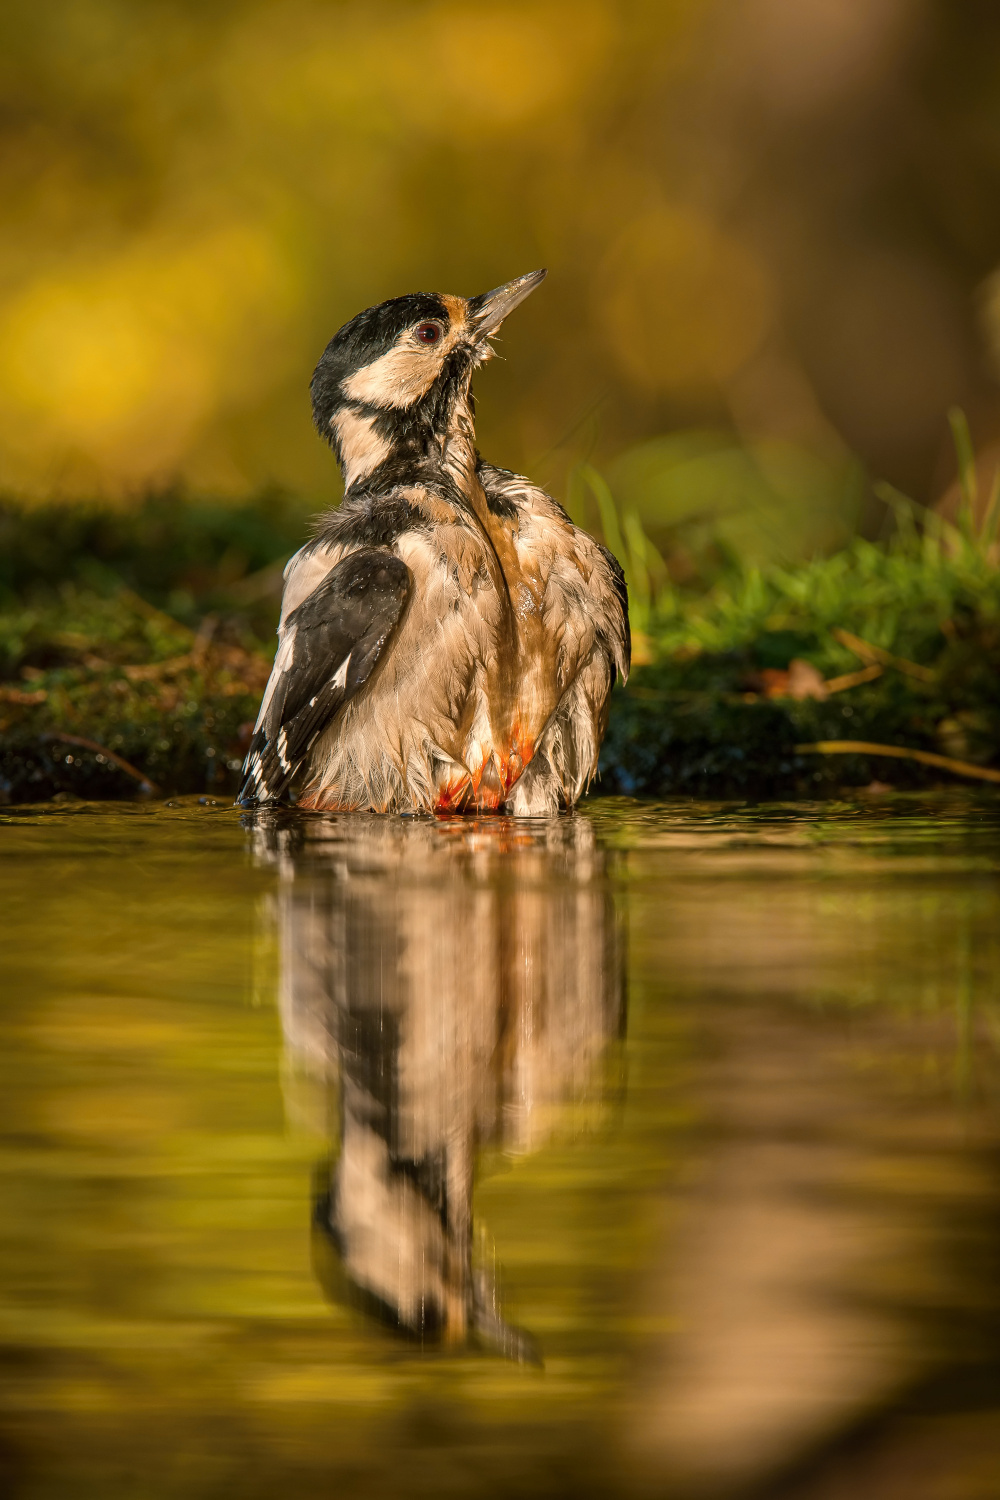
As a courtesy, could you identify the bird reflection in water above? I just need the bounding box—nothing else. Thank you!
[251,812,625,1361]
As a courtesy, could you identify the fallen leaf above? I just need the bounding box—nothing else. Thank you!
[761,659,829,701]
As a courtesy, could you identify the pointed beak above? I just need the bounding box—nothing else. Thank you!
[467,269,547,339]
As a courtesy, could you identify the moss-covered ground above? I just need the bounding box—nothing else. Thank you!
[1,484,998,804]
[0,493,304,803]
[602,515,1000,798]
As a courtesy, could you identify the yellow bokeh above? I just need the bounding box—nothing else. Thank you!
[594,207,774,397]
[223,1,615,137]
[0,0,994,503]
[0,223,298,488]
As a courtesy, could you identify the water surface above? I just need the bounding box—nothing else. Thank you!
[1,795,999,1498]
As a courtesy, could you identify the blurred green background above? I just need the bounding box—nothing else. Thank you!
[5,0,1000,556]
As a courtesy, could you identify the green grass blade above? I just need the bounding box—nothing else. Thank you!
[578,463,628,568]
[948,406,977,540]
[981,461,1000,554]
[622,507,652,620]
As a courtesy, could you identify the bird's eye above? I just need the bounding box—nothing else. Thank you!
[415,322,441,344]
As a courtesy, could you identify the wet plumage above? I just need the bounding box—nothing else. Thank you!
[239,270,630,815]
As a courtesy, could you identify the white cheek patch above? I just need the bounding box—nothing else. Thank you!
[342,335,446,410]
[332,408,393,485]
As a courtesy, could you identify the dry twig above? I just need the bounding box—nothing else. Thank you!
[832,628,936,683]
[41,731,162,795]
[795,739,1000,785]
[823,664,884,694]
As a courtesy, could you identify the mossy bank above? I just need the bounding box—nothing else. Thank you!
[1,488,998,805]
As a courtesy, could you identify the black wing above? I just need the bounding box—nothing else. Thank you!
[238,547,411,806]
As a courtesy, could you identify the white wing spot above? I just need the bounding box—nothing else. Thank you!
[331,654,351,692]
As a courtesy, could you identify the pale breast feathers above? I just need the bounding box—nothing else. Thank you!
[478,463,631,682]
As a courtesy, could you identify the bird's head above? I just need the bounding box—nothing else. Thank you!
[311,269,546,492]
